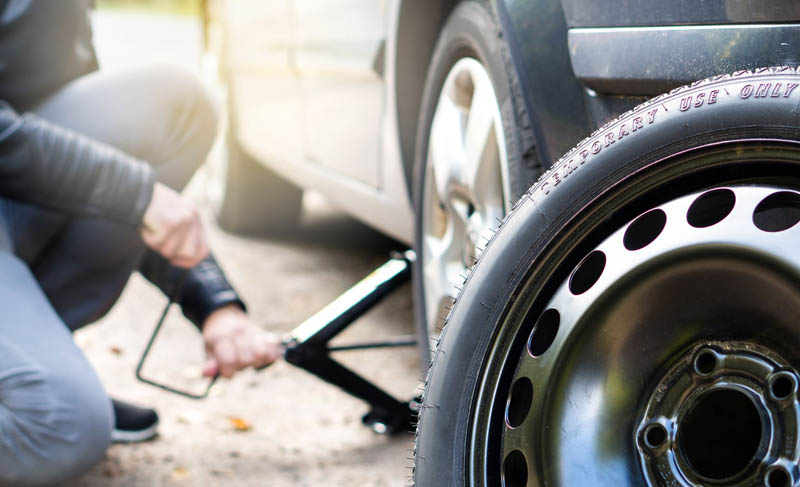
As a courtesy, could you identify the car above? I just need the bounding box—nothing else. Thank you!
[208,1,800,485]
[206,0,543,349]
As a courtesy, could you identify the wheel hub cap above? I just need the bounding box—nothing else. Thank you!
[639,342,799,486]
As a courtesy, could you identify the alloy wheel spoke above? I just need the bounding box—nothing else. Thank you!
[423,233,461,329]
[462,75,497,196]
[429,97,466,204]
[451,199,472,228]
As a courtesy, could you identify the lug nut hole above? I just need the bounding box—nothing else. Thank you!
[694,350,717,376]
[624,208,667,251]
[569,250,606,295]
[754,191,800,233]
[527,309,560,358]
[766,467,791,487]
[643,423,668,449]
[506,377,533,428]
[502,450,528,487]
[769,373,796,401]
[687,188,736,228]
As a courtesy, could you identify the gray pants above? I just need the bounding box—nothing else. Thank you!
[0,64,218,486]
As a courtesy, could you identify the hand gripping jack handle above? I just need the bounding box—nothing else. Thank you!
[137,250,421,434]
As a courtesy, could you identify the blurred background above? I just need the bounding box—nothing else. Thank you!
[67,1,420,486]
[96,0,202,15]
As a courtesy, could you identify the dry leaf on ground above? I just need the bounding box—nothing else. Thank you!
[171,467,190,480]
[228,416,252,432]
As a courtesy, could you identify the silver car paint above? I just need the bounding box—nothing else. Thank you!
[222,0,414,244]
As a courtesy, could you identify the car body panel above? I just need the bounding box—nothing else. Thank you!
[560,0,800,28]
[221,0,413,243]
[222,0,304,167]
[569,24,800,96]
[294,0,388,187]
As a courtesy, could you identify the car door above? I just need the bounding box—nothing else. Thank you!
[293,0,389,188]
[221,0,303,167]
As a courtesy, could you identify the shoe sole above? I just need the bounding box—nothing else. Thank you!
[111,421,159,443]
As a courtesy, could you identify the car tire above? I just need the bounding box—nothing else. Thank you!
[210,117,303,236]
[411,0,540,353]
[415,67,800,486]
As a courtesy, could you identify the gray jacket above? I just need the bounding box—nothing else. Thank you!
[0,0,243,329]
[0,0,153,226]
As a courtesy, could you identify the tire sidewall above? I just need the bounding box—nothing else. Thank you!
[415,68,800,485]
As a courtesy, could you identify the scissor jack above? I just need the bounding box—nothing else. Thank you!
[283,250,420,434]
[137,250,421,435]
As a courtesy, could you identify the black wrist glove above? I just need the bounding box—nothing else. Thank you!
[139,251,245,330]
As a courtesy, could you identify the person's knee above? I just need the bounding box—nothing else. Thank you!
[157,64,219,150]
[0,342,112,486]
[145,64,220,187]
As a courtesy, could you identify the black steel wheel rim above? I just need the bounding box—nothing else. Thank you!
[467,143,800,486]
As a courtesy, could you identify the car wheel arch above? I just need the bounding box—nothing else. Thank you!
[394,0,460,197]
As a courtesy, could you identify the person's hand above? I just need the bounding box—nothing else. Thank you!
[201,304,283,378]
[140,182,209,268]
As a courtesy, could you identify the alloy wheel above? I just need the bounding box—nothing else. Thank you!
[421,57,511,333]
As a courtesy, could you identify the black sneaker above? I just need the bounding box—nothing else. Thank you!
[111,399,159,443]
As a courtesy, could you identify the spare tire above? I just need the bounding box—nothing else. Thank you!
[415,67,800,486]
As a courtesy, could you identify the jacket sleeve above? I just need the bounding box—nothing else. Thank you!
[0,101,154,226]
[139,250,247,330]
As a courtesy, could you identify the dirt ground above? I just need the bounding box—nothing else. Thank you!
[65,9,422,487]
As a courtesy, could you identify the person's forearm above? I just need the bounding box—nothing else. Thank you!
[0,102,153,225]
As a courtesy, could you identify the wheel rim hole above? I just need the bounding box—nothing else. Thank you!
[624,209,667,251]
[506,378,533,428]
[502,450,528,487]
[694,350,717,376]
[679,389,763,480]
[569,250,606,295]
[467,202,476,217]
[687,188,736,228]
[766,468,791,487]
[644,423,668,449]
[770,374,796,401]
[527,309,560,357]
[753,191,800,233]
